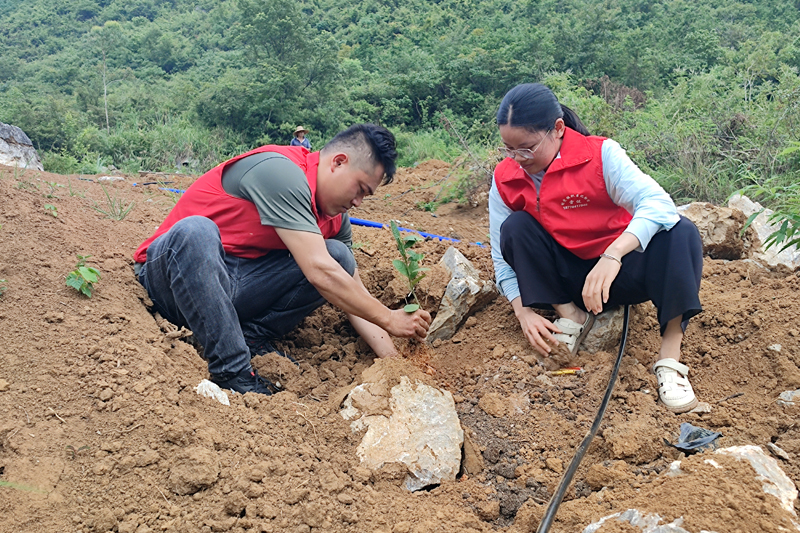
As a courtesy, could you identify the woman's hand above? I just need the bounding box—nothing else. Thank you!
[582,256,621,315]
[513,304,561,357]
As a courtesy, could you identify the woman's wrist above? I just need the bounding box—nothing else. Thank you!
[600,252,622,266]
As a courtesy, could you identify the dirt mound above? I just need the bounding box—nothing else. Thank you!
[0,163,798,533]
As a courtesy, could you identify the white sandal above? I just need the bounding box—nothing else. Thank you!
[653,358,698,413]
[552,313,595,355]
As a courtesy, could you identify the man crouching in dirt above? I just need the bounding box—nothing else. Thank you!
[132,124,432,395]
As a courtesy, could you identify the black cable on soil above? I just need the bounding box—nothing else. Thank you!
[535,304,631,533]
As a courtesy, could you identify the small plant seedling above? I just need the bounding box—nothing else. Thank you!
[44,204,58,217]
[390,220,429,312]
[65,254,101,297]
[0,279,6,296]
[92,183,135,220]
[0,480,46,494]
[43,181,62,199]
[65,444,91,460]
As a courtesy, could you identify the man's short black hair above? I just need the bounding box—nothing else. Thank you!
[323,124,398,185]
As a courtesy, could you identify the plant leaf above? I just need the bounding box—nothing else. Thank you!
[78,266,98,283]
[740,209,763,236]
[392,259,410,278]
[65,273,84,291]
[403,234,423,246]
[403,304,420,313]
[407,249,423,262]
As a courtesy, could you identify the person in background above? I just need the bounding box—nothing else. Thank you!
[489,83,703,413]
[291,126,311,150]
[133,124,431,396]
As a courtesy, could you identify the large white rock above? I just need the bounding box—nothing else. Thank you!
[715,445,798,516]
[341,375,464,491]
[583,509,697,533]
[677,202,754,259]
[583,445,799,533]
[427,247,496,342]
[0,122,43,171]
[728,194,800,269]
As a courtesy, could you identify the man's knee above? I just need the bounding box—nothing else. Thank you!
[326,240,356,276]
[159,216,221,253]
[171,216,219,239]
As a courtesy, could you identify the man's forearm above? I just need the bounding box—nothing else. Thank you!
[347,313,397,358]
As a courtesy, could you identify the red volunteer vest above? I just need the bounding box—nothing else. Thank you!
[494,127,632,260]
[133,146,343,263]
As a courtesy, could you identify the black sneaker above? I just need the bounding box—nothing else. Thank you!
[211,367,277,396]
[244,338,299,366]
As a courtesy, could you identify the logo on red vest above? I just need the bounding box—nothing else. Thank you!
[561,194,590,209]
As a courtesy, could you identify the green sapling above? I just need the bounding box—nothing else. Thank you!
[65,254,101,297]
[390,220,429,313]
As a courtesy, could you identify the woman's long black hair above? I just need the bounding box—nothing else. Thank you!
[496,83,590,136]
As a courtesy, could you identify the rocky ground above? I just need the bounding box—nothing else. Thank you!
[0,160,799,533]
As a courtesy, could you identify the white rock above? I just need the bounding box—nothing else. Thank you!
[767,442,791,462]
[0,122,43,171]
[583,509,696,533]
[728,194,800,269]
[677,202,753,259]
[195,379,230,406]
[715,445,798,515]
[778,389,800,406]
[584,445,799,533]
[341,376,463,491]
[427,247,496,342]
[768,344,782,353]
[688,402,712,414]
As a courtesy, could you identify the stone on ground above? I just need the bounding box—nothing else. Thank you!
[0,122,43,170]
[427,246,497,342]
[340,371,463,491]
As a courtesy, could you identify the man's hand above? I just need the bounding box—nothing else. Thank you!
[582,256,621,315]
[385,308,432,341]
[511,299,561,357]
[275,227,430,342]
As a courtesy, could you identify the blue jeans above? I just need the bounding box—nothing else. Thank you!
[137,216,356,376]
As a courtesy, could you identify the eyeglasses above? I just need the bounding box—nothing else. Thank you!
[499,130,552,160]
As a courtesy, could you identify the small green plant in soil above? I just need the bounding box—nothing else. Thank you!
[65,254,101,297]
[0,480,46,494]
[43,181,62,199]
[0,279,6,296]
[92,182,135,221]
[65,444,91,460]
[390,220,428,312]
[44,204,57,217]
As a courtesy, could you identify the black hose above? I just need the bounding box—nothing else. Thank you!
[535,304,631,533]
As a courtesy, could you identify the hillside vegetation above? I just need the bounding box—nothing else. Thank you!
[2,0,800,206]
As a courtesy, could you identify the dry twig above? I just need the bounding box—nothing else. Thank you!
[48,407,67,424]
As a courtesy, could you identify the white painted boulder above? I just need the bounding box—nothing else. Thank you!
[0,122,43,171]
[728,193,800,269]
[340,369,463,491]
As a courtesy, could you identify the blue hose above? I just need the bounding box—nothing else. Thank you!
[350,217,484,247]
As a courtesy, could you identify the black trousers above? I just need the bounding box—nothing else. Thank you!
[499,212,703,335]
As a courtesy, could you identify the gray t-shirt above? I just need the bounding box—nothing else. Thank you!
[221,151,352,247]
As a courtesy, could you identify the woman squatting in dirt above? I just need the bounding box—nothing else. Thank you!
[489,83,704,413]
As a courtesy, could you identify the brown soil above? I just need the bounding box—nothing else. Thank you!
[1,161,799,533]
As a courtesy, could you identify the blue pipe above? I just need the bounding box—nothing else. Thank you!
[350,217,485,247]
[144,187,485,247]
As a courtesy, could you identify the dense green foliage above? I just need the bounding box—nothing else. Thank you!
[1,0,800,214]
